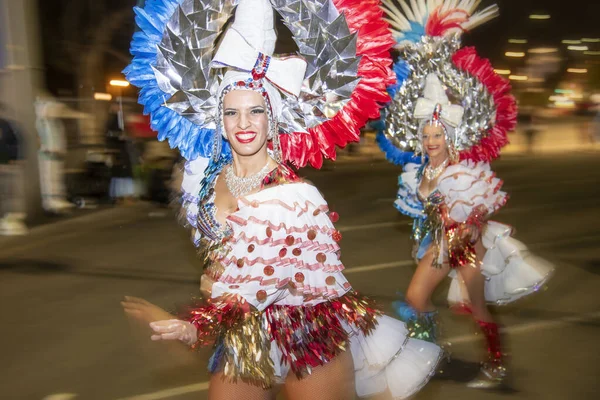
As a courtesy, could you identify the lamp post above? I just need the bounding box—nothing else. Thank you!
[109,79,129,131]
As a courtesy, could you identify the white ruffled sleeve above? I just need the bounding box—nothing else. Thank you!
[211,182,352,311]
[436,160,507,224]
[179,157,210,245]
[394,163,424,218]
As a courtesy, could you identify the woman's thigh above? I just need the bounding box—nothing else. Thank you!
[208,372,276,400]
[456,261,493,321]
[406,249,450,311]
[283,350,355,400]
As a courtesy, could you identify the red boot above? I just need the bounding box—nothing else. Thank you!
[467,320,507,389]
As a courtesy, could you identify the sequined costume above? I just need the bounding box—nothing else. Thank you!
[375,0,555,387]
[180,157,442,397]
[396,160,553,306]
[125,0,442,396]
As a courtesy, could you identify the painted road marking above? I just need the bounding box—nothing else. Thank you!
[338,221,401,232]
[115,382,209,400]
[345,260,414,273]
[42,394,78,400]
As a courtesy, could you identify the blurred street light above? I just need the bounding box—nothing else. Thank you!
[494,69,511,75]
[529,14,551,20]
[508,39,527,44]
[567,68,588,74]
[528,48,558,54]
[584,51,600,56]
[581,38,600,43]
[109,79,130,87]
[509,75,528,81]
[505,51,526,58]
[94,92,112,101]
[562,40,581,45]
[549,95,567,101]
[568,45,589,51]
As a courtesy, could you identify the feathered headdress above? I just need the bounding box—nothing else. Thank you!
[124,0,395,169]
[376,0,517,165]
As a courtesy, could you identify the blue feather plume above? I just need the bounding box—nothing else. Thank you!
[376,55,421,167]
[123,0,230,161]
[376,132,421,166]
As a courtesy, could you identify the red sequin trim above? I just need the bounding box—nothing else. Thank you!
[332,230,342,242]
[265,292,380,377]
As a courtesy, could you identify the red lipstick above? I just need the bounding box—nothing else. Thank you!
[235,131,257,144]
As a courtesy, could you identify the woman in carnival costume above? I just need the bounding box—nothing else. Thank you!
[377,0,555,389]
[121,0,442,398]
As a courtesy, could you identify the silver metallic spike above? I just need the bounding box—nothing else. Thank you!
[153,0,362,132]
[331,33,358,59]
[325,13,350,38]
[384,34,496,153]
[151,65,179,95]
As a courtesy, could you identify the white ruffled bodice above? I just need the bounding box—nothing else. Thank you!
[212,182,351,311]
[436,160,507,222]
[395,160,507,223]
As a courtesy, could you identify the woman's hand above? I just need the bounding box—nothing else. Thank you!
[121,296,176,324]
[149,319,198,346]
[454,223,481,245]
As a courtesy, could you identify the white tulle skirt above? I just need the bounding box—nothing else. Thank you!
[349,315,443,399]
[448,221,554,306]
[265,314,442,398]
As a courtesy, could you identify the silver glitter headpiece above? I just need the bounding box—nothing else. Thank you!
[153,0,362,134]
[383,25,495,154]
[378,0,517,163]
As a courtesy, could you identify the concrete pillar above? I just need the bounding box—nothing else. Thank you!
[0,0,46,221]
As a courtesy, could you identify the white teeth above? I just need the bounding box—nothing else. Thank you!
[237,133,256,140]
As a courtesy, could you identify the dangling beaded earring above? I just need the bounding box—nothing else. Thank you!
[269,121,282,163]
[448,141,459,163]
[211,126,223,163]
[417,123,426,164]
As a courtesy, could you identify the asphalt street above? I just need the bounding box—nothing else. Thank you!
[1,151,599,400]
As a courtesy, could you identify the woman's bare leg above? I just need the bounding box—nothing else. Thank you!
[394,249,451,343]
[455,261,493,323]
[457,242,507,388]
[283,350,355,400]
[208,373,275,400]
[405,250,451,312]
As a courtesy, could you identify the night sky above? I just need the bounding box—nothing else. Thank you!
[36,0,600,96]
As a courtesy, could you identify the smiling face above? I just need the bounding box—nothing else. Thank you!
[421,123,448,160]
[222,89,270,158]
